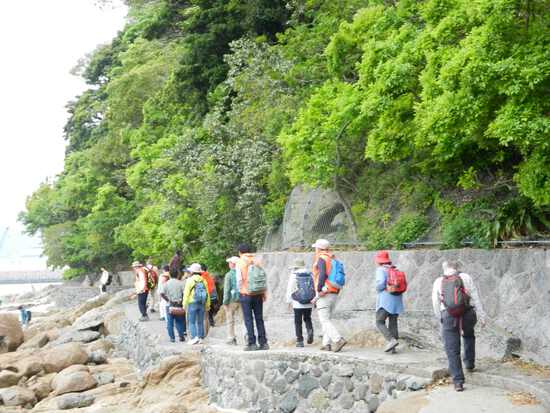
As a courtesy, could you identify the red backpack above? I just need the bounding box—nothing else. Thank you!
[145,268,158,291]
[386,266,407,295]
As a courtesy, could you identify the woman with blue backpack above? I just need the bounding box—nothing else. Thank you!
[183,263,211,345]
[311,239,347,353]
[286,258,315,347]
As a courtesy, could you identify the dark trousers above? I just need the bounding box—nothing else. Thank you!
[294,308,313,342]
[240,294,267,346]
[137,292,148,317]
[209,298,219,325]
[165,306,186,341]
[376,308,399,342]
[441,308,477,384]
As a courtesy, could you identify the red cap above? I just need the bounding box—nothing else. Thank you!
[375,251,391,264]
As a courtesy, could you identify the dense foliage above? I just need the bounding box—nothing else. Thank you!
[21,0,549,277]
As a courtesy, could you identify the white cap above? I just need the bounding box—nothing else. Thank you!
[226,256,240,264]
[311,239,331,250]
[187,263,203,274]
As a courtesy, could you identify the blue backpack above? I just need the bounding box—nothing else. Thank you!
[193,280,208,305]
[327,258,346,289]
[291,271,316,304]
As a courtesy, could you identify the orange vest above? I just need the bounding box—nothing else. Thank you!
[201,272,215,294]
[313,253,339,293]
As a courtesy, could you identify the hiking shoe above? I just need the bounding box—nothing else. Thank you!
[244,344,259,351]
[179,336,185,342]
[170,338,175,343]
[384,338,399,352]
[333,338,347,353]
[307,329,314,344]
[296,341,304,348]
[138,316,149,322]
[159,317,165,321]
[226,338,237,345]
[150,308,156,313]
[454,383,464,392]
[320,344,332,351]
[189,337,199,345]
[258,343,270,351]
[195,339,203,345]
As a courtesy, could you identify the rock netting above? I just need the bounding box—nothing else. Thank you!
[202,349,431,413]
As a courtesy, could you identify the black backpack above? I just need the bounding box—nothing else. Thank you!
[441,274,470,317]
[291,271,316,304]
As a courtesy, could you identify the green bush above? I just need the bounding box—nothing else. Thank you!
[63,267,88,280]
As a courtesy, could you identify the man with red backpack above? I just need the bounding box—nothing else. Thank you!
[312,239,347,353]
[132,261,150,322]
[432,261,486,392]
[374,251,405,353]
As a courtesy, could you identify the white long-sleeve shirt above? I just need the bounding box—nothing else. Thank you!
[431,272,486,321]
[286,268,314,309]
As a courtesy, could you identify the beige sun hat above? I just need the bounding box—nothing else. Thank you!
[311,239,331,249]
[187,263,203,274]
[131,261,143,268]
[226,256,240,264]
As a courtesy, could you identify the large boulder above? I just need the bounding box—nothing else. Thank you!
[0,385,37,407]
[42,343,89,373]
[0,314,24,353]
[19,332,49,350]
[72,307,111,332]
[52,370,97,396]
[102,310,125,335]
[0,370,20,388]
[15,356,44,377]
[26,373,55,401]
[50,330,100,346]
[56,393,95,410]
[69,294,111,323]
[103,289,133,310]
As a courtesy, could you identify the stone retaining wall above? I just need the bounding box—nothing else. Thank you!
[201,349,430,413]
[242,249,550,365]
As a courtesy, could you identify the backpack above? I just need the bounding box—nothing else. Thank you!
[145,268,158,291]
[291,271,316,304]
[247,264,267,294]
[440,274,470,317]
[386,266,407,295]
[193,280,208,305]
[326,258,346,290]
[106,273,113,286]
[229,270,240,302]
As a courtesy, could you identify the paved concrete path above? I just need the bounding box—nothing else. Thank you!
[378,385,547,413]
[123,302,550,412]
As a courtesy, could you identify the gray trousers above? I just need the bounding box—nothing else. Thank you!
[376,308,399,342]
[441,308,477,384]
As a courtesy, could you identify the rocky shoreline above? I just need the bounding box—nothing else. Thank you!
[0,285,217,412]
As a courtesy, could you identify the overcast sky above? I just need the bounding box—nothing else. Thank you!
[0,0,127,232]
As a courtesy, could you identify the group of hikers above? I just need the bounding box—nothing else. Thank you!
[125,238,485,392]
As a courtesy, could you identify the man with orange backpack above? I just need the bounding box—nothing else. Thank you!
[374,251,406,353]
[132,261,149,322]
[432,261,486,392]
[311,239,347,353]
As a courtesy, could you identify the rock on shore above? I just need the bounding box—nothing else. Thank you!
[0,286,219,413]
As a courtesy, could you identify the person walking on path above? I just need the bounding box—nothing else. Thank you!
[98,267,110,295]
[146,259,159,314]
[160,269,187,343]
[432,260,486,392]
[158,265,171,321]
[236,243,269,351]
[286,258,315,348]
[312,239,347,352]
[132,261,149,321]
[223,256,241,345]
[375,251,404,353]
[183,263,211,345]
[201,264,218,328]
[169,250,182,277]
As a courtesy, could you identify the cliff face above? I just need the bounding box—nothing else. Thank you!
[238,248,550,365]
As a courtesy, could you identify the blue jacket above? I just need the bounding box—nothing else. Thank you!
[376,265,404,315]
